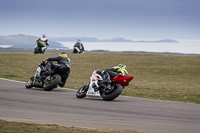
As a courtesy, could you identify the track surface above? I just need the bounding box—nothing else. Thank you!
[0,78,200,133]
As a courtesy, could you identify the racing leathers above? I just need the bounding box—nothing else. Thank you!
[42,56,71,87]
[73,42,84,53]
[96,65,128,89]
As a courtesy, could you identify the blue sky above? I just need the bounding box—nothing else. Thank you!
[0,0,199,40]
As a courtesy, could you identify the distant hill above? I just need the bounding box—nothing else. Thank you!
[0,34,179,49]
[50,36,178,43]
[133,39,179,43]
[0,34,66,48]
[50,37,133,42]
[102,37,133,42]
[50,37,101,42]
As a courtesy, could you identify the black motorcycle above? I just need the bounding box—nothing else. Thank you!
[25,62,68,91]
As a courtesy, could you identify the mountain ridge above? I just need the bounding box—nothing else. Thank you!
[0,34,66,48]
[0,34,179,48]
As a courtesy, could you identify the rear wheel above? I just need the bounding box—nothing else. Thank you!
[43,74,61,91]
[25,76,34,89]
[100,83,123,101]
[76,83,89,98]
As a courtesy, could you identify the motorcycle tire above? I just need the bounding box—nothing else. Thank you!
[100,83,123,101]
[76,83,89,98]
[34,46,44,54]
[25,76,34,89]
[34,47,39,54]
[73,48,78,54]
[43,74,61,91]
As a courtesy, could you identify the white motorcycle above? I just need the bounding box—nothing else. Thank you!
[76,70,133,101]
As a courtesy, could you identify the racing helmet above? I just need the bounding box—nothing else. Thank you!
[59,52,68,58]
[118,64,126,69]
[42,34,46,38]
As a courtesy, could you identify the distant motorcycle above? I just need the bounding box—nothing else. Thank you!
[34,40,48,54]
[73,47,84,54]
[76,70,134,101]
[25,61,68,91]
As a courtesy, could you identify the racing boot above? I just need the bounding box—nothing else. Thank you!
[100,79,111,89]
[42,62,52,76]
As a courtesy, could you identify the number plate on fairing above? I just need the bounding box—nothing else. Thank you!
[86,85,100,97]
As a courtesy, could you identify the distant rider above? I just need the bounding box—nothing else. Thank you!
[73,39,84,54]
[96,64,128,89]
[36,34,49,52]
[41,52,71,87]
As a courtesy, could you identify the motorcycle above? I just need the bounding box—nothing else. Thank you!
[73,47,84,54]
[25,62,66,91]
[76,70,134,101]
[34,40,48,54]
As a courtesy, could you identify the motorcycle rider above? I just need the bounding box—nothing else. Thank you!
[40,52,71,87]
[36,34,49,52]
[96,64,128,89]
[73,39,84,54]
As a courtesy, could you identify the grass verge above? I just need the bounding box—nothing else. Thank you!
[0,119,141,133]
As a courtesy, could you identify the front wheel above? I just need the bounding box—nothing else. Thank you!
[25,76,34,89]
[100,83,123,101]
[76,83,89,98]
[43,74,61,91]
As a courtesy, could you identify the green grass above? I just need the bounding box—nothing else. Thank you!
[0,119,141,133]
[0,53,200,103]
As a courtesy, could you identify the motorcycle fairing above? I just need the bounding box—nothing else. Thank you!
[91,74,98,81]
[86,83,100,97]
[34,66,42,79]
[111,74,134,86]
[86,71,102,97]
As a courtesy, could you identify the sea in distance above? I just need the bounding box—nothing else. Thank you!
[60,40,200,55]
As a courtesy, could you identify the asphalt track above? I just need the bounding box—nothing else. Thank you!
[0,78,200,133]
